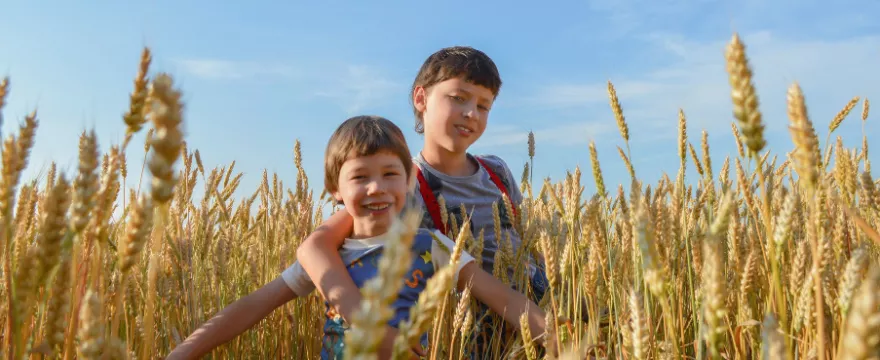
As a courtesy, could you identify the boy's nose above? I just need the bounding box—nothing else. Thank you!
[462,102,478,118]
[366,180,385,194]
[461,106,477,118]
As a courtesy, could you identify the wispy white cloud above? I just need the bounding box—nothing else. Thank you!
[174,59,299,80]
[311,64,403,115]
[174,58,402,115]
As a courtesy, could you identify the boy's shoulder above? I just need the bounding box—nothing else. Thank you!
[411,228,438,244]
[472,153,512,173]
[414,228,437,239]
[413,228,454,248]
[413,228,448,249]
[412,227,442,254]
[473,153,520,194]
[416,227,477,277]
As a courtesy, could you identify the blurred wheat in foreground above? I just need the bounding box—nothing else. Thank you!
[1,34,880,359]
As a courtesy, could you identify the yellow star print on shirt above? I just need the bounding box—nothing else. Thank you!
[420,251,432,264]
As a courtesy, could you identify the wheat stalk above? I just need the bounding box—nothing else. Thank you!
[142,72,185,359]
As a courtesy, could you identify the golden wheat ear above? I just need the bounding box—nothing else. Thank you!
[726,33,766,157]
[122,47,152,150]
[836,264,880,359]
[0,76,9,107]
[344,208,420,360]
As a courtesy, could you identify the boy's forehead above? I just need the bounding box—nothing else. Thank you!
[342,149,407,168]
[436,78,495,100]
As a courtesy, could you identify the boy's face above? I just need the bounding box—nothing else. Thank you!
[333,150,409,238]
[415,77,495,155]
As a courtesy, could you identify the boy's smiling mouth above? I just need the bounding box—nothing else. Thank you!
[454,124,474,136]
[363,202,392,211]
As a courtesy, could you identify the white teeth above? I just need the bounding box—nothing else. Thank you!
[365,203,390,210]
[455,125,473,133]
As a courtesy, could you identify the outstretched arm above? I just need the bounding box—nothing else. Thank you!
[295,209,362,321]
[457,263,547,340]
[166,277,296,360]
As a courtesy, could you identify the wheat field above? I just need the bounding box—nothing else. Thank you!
[0,33,878,360]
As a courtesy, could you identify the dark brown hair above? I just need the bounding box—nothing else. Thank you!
[324,115,413,194]
[410,46,502,133]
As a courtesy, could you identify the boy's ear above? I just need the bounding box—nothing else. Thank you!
[413,86,427,113]
[333,191,344,204]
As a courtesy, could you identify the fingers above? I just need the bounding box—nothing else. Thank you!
[412,344,426,357]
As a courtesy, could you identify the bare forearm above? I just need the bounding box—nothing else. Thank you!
[458,265,546,338]
[303,255,363,321]
[167,279,295,359]
[168,305,263,359]
[491,286,546,337]
[296,210,361,321]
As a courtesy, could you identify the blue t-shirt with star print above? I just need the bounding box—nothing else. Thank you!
[282,228,476,360]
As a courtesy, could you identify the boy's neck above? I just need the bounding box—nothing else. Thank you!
[421,146,477,177]
[349,227,383,240]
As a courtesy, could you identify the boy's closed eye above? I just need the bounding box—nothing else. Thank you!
[448,94,491,112]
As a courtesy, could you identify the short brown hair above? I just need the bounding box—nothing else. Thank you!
[324,115,413,194]
[410,46,503,133]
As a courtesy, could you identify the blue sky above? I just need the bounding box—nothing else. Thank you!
[1,0,879,214]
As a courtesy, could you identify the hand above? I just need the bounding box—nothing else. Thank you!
[377,326,425,360]
[163,349,190,360]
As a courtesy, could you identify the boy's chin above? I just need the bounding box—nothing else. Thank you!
[441,140,474,154]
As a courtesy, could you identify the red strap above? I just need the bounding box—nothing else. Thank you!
[475,157,518,219]
[415,166,447,235]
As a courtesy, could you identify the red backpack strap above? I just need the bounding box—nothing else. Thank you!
[414,166,448,236]
[475,157,518,219]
